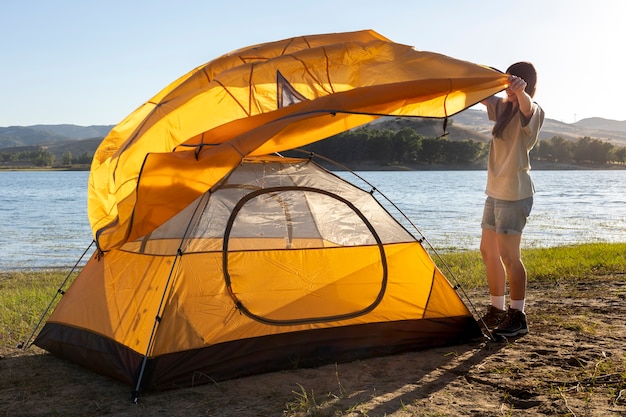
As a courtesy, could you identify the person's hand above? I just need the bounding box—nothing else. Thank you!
[506,75,527,97]
[506,74,533,115]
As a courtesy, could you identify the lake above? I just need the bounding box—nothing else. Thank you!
[1,169,625,270]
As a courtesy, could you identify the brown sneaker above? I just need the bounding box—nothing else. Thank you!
[479,305,507,329]
[494,308,529,337]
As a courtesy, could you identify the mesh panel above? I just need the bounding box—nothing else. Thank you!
[122,158,415,255]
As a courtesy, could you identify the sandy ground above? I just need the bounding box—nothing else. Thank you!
[1,275,624,416]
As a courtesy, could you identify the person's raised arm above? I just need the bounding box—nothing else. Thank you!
[508,75,534,117]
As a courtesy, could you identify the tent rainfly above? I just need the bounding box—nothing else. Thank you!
[32,30,508,400]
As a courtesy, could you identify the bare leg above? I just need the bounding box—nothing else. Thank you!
[480,228,506,297]
[496,233,527,301]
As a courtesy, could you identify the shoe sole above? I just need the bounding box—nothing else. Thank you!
[480,321,505,330]
[494,328,529,337]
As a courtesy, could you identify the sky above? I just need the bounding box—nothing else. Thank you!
[1,0,625,127]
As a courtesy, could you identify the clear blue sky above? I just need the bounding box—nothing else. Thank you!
[1,0,624,127]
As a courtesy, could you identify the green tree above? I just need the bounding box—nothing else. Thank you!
[613,146,626,164]
[537,136,573,163]
[443,140,485,164]
[573,137,613,164]
[365,130,393,163]
[62,151,73,165]
[536,138,550,162]
[419,137,447,164]
[390,128,422,163]
[34,149,54,167]
[75,152,93,164]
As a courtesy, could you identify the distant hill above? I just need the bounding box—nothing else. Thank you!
[0,126,70,148]
[574,117,626,132]
[450,110,626,147]
[27,124,113,139]
[0,125,113,149]
[1,112,626,157]
[366,110,626,148]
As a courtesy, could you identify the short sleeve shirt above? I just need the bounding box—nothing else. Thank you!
[484,96,545,201]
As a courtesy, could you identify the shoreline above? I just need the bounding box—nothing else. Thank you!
[329,160,626,171]
[2,161,625,172]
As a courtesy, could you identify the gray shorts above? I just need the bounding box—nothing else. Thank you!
[481,196,533,235]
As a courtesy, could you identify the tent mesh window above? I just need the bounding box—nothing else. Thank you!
[123,158,415,256]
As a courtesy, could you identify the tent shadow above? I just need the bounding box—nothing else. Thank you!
[314,337,507,416]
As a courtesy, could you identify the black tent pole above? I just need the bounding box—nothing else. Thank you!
[18,240,95,350]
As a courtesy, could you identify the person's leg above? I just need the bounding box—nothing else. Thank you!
[497,233,526,309]
[494,196,532,312]
[479,227,508,328]
[484,196,532,336]
[478,197,508,328]
[480,228,506,300]
[494,231,529,337]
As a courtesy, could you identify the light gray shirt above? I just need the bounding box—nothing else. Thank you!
[485,96,545,201]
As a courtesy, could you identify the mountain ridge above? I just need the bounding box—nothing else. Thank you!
[2,112,625,154]
[454,111,626,145]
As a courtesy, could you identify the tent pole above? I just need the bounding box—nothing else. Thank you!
[132,250,183,403]
[132,191,209,402]
[19,240,95,350]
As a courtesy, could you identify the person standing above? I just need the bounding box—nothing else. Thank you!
[479,62,545,337]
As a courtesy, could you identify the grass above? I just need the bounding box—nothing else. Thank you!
[0,269,76,349]
[434,242,626,289]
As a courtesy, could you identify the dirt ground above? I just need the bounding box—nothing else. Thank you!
[1,275,625,417]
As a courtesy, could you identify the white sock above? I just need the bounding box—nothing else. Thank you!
[510,299,525,312]
[490,295,506,311]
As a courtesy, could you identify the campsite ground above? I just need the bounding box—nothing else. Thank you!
[1,274,625,416]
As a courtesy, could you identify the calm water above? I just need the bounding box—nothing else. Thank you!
[347,170,626,251]
[1,170,625,270]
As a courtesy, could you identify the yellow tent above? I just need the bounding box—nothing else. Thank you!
[34,30,507,398]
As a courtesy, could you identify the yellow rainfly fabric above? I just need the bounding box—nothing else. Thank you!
[89,30,508,251]
[149,241,469,356]
[45,242,469,357]
[45,250,176,354]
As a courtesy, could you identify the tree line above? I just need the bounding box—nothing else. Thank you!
[0,147,92,167]
[303,128,626,166]
[2,130,625,168]
[536,136,626,164]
